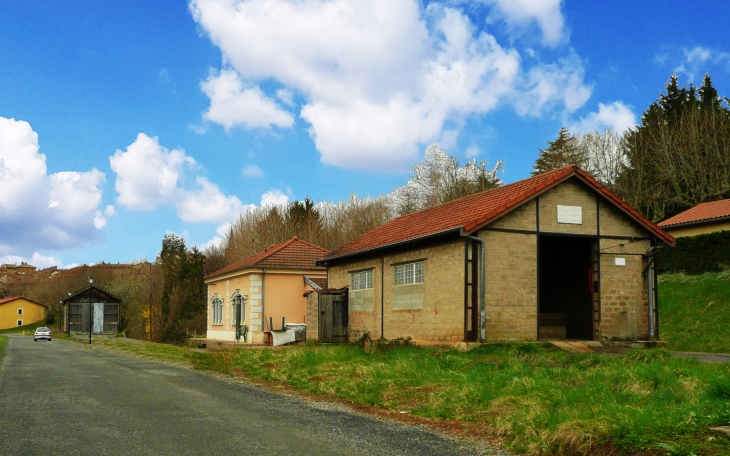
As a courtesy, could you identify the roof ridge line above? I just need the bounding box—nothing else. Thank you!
[250,238,297,266]
[290,237,331,253]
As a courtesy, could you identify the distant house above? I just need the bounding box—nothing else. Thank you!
[204,237,329,343]
[0,263,37,275]
[0,296,47,329]
[658,199,730,238]
[312,165,675,345]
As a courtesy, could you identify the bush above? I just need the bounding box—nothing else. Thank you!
[657,230,730,274]
[45,311,55,325]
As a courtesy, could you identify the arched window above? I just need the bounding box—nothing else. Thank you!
[211,295,223,325]
[231,291,246,327]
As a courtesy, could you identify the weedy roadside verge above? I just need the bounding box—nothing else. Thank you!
[87,338,730,455]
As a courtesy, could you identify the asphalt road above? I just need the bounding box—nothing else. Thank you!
[0,335,482,456]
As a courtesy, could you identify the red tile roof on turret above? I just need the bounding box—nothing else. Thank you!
[205,237,329,280]
[321,165,674,263]
[658,199,730,228]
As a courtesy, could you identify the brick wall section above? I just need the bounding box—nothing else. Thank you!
[327,258,382,341]
[480,230,538,341]
[326,242,465,343]
[599,197,646,237]
[598,238,651,340]
[383,243,464,343]
[539,178,598,235]
[490,199,536,230]
[305,292,318,339]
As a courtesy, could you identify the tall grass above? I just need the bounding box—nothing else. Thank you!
[219,343,730,455]
[91,337,730,455]
[659,271,730,353]
[0,335,7,358]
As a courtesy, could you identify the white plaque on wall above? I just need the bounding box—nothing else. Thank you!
[557,205,582,224]
[615,257,626,266]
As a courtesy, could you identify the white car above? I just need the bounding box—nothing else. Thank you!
[34,327,52,342]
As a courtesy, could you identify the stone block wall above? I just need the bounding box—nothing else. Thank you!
[327,242,465,343]
[539,178,599,235]
[598,239,651,340]
[480,230,538,341]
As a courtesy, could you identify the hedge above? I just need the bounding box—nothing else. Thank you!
[657,230,730,274]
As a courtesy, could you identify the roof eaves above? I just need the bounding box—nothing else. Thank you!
[659,214,730,229]
[316,227,462,265]
[572,170,676,247]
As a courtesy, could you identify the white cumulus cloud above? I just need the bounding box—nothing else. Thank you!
[0,116,106,257]
[111,133,247,225]
[190,0,593,170]
[110,133,194,211]
[201,69,295,130]
[570,101,637,135]
[260,189,289,207]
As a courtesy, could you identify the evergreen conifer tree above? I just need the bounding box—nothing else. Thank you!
[531,127,585,176]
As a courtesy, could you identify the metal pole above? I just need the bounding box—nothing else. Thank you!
[88,303,92,345]
[464,235,486,341]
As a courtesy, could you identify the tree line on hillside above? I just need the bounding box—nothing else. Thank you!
[211,146,505,267]
[533,73,730,222]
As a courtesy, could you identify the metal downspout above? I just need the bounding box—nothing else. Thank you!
[646,246,656,340]
[464,235,486,341]
[262,268,266,331]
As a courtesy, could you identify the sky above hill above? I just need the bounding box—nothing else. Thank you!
[1,0,729,268]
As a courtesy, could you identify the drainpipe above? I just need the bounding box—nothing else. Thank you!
[463,235,486,341]
[646,246,656,341]
[262,269,266,331]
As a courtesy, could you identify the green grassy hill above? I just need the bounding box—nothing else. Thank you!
[659,271,730,353]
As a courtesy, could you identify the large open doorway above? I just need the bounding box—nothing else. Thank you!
[539,235,595,340]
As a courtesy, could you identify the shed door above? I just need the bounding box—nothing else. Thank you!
[318,290,348,343]
[69,304,83,333]
[93,303,104,333]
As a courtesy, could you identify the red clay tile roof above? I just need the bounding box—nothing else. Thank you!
[0,295,47,308]
[206,237,329,280]
[658,199,730,228]
[322,165,674,263]
[308,277,328,289]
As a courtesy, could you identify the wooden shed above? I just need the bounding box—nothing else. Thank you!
[62,285,121,335]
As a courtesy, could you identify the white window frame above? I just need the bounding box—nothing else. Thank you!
[230,291,246,327]
[211,296,223,326]
[350,269,374,291]
[17,320,23,326]
[17,308,23,315]
[394,261,424,286]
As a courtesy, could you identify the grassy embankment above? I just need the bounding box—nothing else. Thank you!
[94,337,730,456]
[0,335,7,358]
[0,320,59,335]
[659,271,730,353]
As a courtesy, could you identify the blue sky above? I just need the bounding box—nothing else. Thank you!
[1,0,729,268]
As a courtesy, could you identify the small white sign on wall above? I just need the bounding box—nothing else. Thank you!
[557,205,582,224]
[615,257,626,266]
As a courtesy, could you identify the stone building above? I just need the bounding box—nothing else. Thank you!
[204,237,328,343]
[311,165,675,345]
